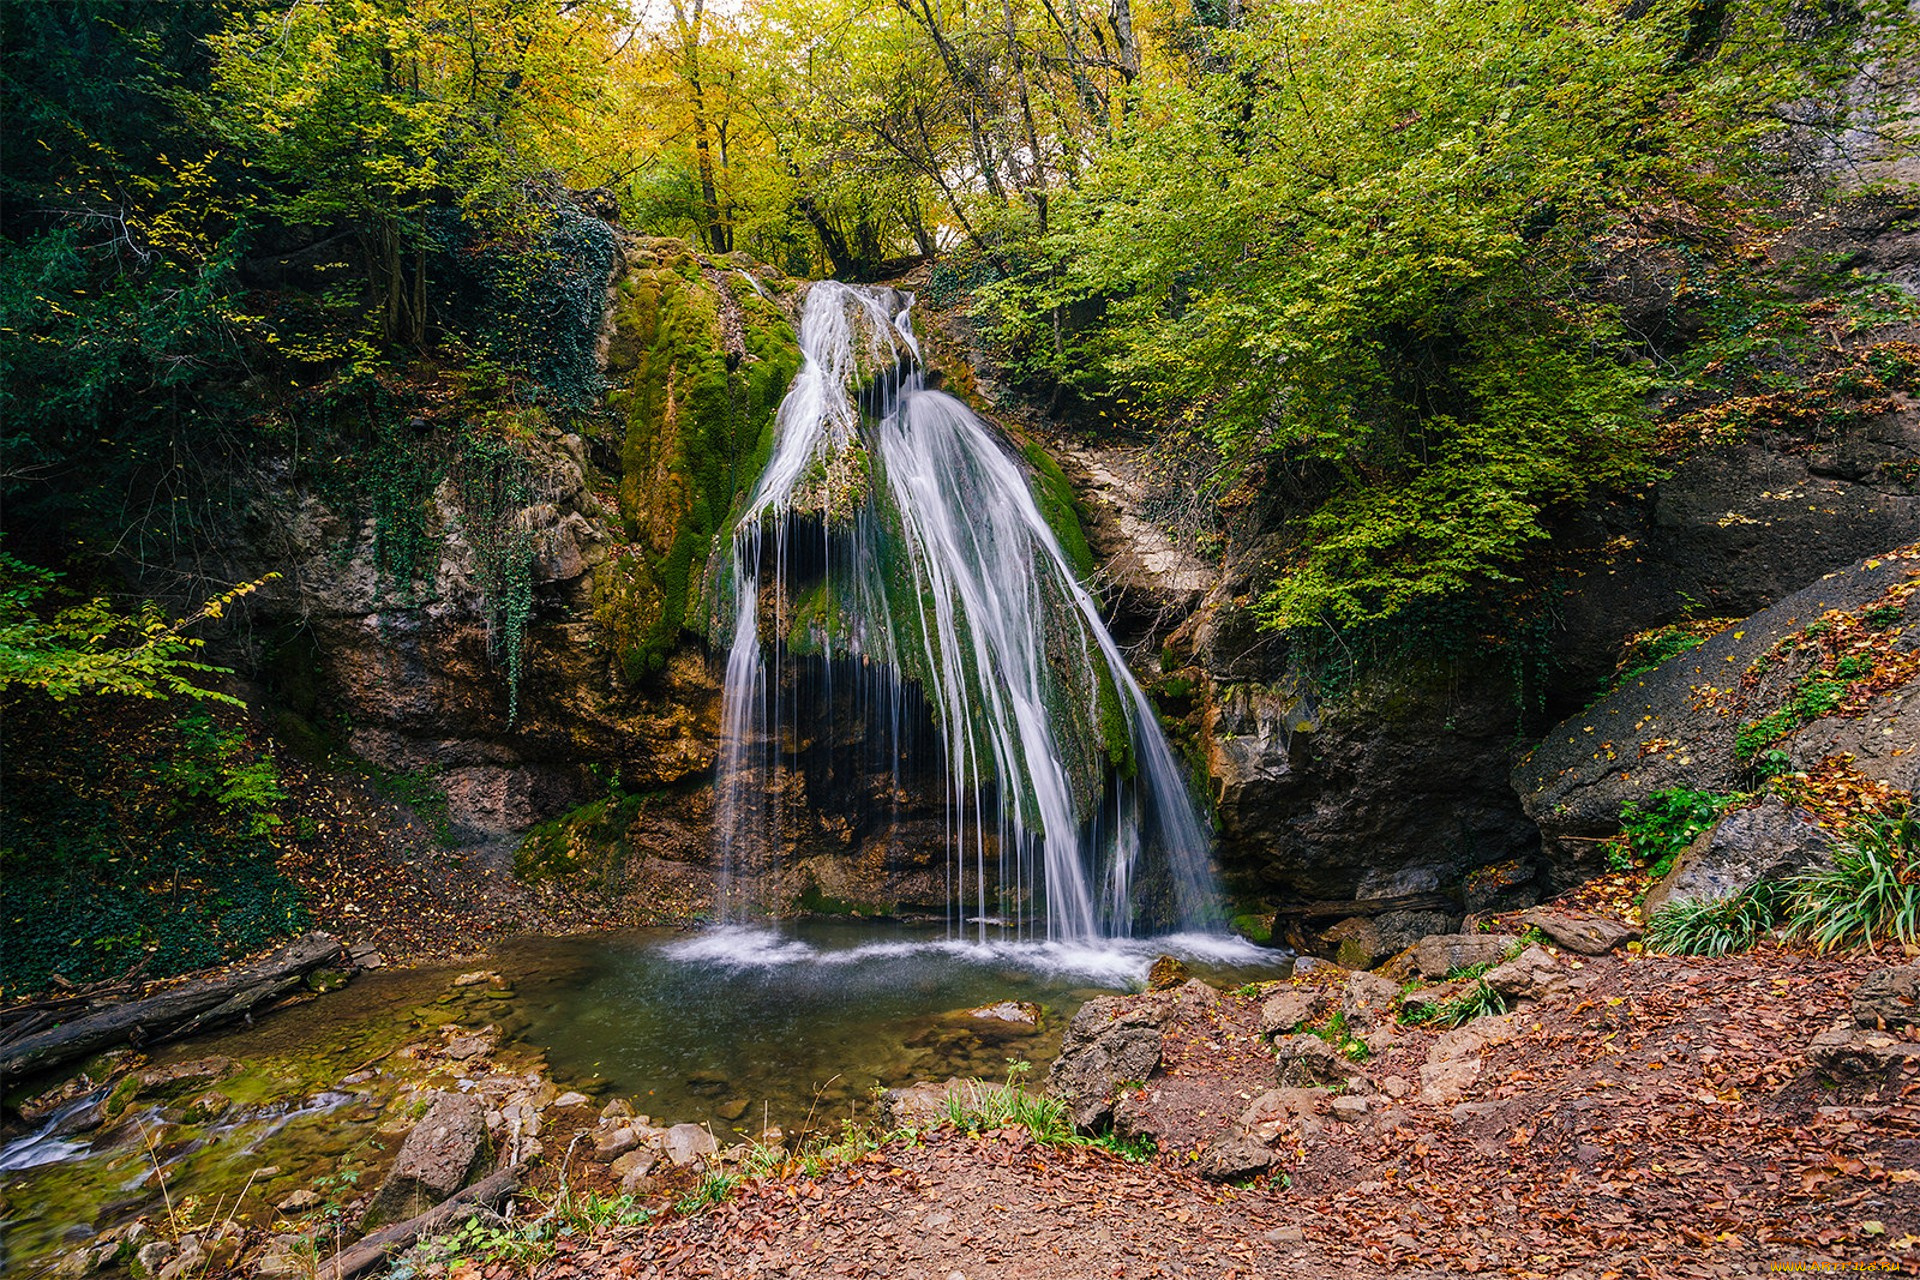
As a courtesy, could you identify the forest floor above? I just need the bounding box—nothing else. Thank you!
[522,942,1918,1280]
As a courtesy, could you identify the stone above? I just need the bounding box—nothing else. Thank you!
[663,1122,719,1167]
[133,1240,176,1280]
[1810,1023,1920,1084]
[1411,935,1518,980]
[552,1091,591,1109]
[1266,1226,1306,1243]
[1196,1132,1275,1182]
[878,1078,990,1128]
[445,1030,498,1061]
[453,970,498,987]
[600,1097,635,1122]
[180,1091,231,1124]
[1340,971,1403,1035]
[1147,955,1190,991]
[1329,1095,1370,1122]
[1378,1075,1412,1100]
[1853,962,1920,1030]
[1270,1034,1356,1089]
[1047,994,1174,1131]
[967,1000,1040,1025]
[275,1189,321,1214]
[1237,1088,1326,1144]
[1319,917,1387,970]
[135,1057,236,1100]
[1643,798,1836,915]
[1418,1014,1520,1105]
[716,1098,750,1121]
[1511,908,1640,956]
[610,1149,657,1182]
[591,1124,641,1161]
[361,1090,489,1229]
[1258,987,1332,1038]
[1483,945,1565,1001]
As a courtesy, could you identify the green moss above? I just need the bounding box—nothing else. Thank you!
[595,246,798,678]
[1229,912,1273,944]
[1020,441,1097,585]
[794,877,885,917]
[514,792,649,888]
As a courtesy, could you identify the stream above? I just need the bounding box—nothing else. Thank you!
[0,923,1286,1275]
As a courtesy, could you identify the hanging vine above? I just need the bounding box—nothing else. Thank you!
[452,431,539,722]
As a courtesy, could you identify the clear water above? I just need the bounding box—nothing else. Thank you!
[500,921,1288,1137]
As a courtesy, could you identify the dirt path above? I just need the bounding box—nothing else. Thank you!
[531,945,1919,1280]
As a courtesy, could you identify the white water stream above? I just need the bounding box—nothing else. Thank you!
[716,282,1217,941]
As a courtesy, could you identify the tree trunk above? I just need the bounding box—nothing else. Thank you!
[0,933,348,1086]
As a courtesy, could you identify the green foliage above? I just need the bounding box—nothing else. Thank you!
[0,699,307,996]
[363,764,458,848]
[1427,980,1509,1029]
[1618,789,1745,876]
[1645,884,1784,957]
[1294,1010,1370,1063]
[1735,673,1850,760]
[0,556,275,705]
[1785,813,1920,953]
[942,1061,1077,1146]
[452,432,539,721]
[976,0,1908,638]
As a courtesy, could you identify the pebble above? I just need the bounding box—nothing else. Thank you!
[552,1091,591,1108]
[1265,1226,1305,1243]
[276,1189,322,1213]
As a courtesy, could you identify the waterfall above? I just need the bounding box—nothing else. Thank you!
[715,281,1218,941]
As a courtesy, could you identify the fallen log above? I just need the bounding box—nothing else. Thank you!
[0,933,347,1086]
[319,1164,523,1280]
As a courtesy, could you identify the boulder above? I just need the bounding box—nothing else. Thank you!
[1418,1014,1520,1105]
[1509,908,1639,956]
[1147,955,1190,991]
[1482,946,1564,1002]
[1258,987,1332,1038]
[1319,917,1388,970]
[1270,1035,1356,1089]
[1642,799,1836,915]
[1196,1132,1275,1182]
[1047,995,1174,1132]
[877,1078,988,1129]
[1810,1023,1920,1084]
[361,1091,489,1229]
[1339,971,1403,1035]
[1411,935,1517,980]
[1855,962,1920,1031]
[662,1122,718,1167]
[134,1057,236,1101]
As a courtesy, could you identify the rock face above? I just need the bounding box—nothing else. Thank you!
[1518,548,1920,876]
[1411,935,1517,981]
[362,1091,488,1229]
[1642,798,1837,915]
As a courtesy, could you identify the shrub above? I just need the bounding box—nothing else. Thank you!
[1618,789,1744,876]
[1785,814,1920,953]
[1644,884,1783,957]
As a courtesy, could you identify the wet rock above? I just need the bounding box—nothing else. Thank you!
[361,1090,489,1229]
[716,1098,750,1122]
[453,970,499,987]
[1509,908,1639,956]
[445,1029,499,1061]
[1147,955,1190,991]
[180,1091,231,1124]
[1855,962,1920,1030]
[135,1057,236,1100]
[1258,987,1332,1038]
[348,941,386,969]
[967,1000,1041,1026]
[19,1075,103,1125]
[1318,917,1389,970]
[1046,995,1175,1132]
[49,1098,106,1137]
[1411,935,1517,980]
[1270,1035,1355,1089]
[1642,799,1836,915]
[663,1122,718,1167]
[552,1091,591,1109]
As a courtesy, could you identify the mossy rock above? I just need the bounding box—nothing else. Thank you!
[596,240,800,679]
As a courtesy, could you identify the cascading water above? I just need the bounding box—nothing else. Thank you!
[715,282,1218,941]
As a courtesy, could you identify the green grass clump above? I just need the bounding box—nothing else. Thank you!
[1645,884,1783,956]
[1616,788,1745,876]
[1406,980,1508,1029]
[1786,814,1920,953]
